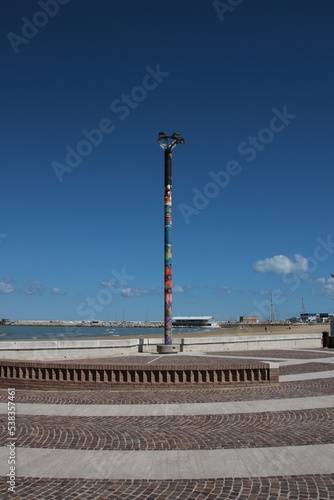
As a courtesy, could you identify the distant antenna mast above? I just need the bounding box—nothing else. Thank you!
[301,297,305,317]
[270,291,274,322]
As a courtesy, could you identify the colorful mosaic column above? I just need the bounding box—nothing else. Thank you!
[157,132,184,347]
[164,148,173,344]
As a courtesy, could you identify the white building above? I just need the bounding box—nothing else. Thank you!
[239,316,260,324]
[172,316,219,328]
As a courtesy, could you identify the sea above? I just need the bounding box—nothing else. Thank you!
[0,325,205,341]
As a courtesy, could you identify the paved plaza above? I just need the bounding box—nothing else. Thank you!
[1,348,334,499]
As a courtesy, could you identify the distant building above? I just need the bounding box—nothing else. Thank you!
[239,316,260,324]
[301,313,331,323]
[300,313,317,323]
[172,316,219,328]
[317,313,330,323]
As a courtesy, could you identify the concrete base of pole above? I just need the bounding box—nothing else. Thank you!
[157,344,179,354]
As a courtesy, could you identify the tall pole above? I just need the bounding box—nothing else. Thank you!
[157,133,184,346]
[164,148,173,345]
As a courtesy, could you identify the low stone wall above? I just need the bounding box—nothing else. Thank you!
[180,333,323,352]
[0,338,138,360]
[139,333,323,353]
[0,333,324,361]
[0,359,278,390]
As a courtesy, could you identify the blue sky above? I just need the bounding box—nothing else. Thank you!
[1,0,334,322]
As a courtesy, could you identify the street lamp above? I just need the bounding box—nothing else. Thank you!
[157,132,185,346]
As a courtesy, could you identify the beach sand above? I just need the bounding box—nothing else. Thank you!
[74,322,329,341]
[172,322,329,338]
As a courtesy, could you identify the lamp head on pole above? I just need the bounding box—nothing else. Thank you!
[157,132,185,150]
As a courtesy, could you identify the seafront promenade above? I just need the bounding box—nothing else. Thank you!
[1,344,334,499]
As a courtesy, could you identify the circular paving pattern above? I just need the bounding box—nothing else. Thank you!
[0,377,333,405]
[1,408,334,451]
[1,347,334,499]
[4,475,334,499]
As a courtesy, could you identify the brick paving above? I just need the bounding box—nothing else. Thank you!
[209,349,334,359]
[280,362,334,375]
[0,347,334,499]
[2,408,334,451]
[2,475,334,499]
[1,377,333,405]
[0,354,269,366]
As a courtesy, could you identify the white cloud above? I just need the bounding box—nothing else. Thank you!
[121,287,148,297]
[318,276,334,295]
[253,254,308,275]
[101,280,121,289]
[215,285,232,294]
[174,285,185,293]
[3,277,16,284]
[24,281,44,295]
[320,284,334,295]
[0,282,14,294]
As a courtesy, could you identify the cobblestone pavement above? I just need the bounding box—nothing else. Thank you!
[2,408,334,451]
[1,378,333,405]
[1,348,334,499]
[4,475,334,499]
[280,363,334,375]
